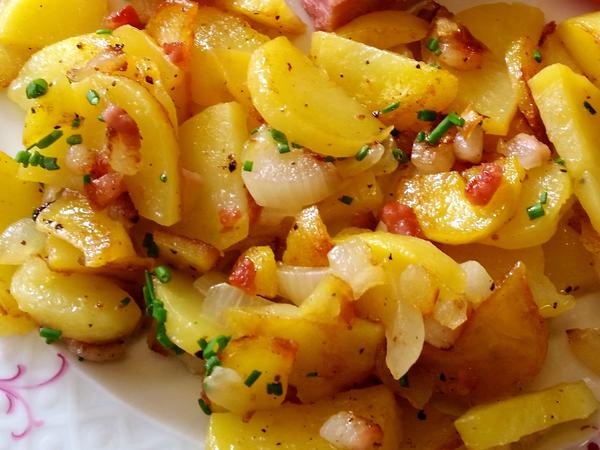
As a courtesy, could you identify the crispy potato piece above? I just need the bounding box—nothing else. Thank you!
[310,31,458,130]
[419,263,549,404]
[153,230,220,275]
[11,257,141,343]
[247,36,388,157]
[559,11,600,85]
[231,246,278,298]
[283,206,333,267]
[215,0,305,34]
[566,328,600,375]
[0,0,107,48]
[145,0,197,53]
[206,386,401,450]
[397,158,524,245]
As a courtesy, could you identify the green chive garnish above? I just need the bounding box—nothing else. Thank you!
[39,327,62,344]
[160,172,168,183]
[26,79,49,99]
[154,265,172,284]
[205,355,222,375]
[96,28,113,35]
[533,49,542,63]
[426,113,464,145]
[71,116,81,129]
[399,374,410,387]
[554,157,565,166]
[29,151,42,167]
[267,382,283,396]
[381,102,400,114]
[34,130,63,149]
[143,233,159,258]
[584,100,597,115]
[155,322,183,354]
[198,398,212,416]
[416,131,426,143]
[120,297,131,307]
[245,370,262,387]
[152,300,167,323]
[426,38,442,56]
[203,335,231,360]
[270,129,290,154]
[40,156,59,171]
[83,174,92,185]
[250,127,260,135]
[15,150,30,167]
[87,89,100,105]
[66,134,83,145]
[198,338,208,351]
[448,112,466,127]
[527,203,545,220]
[417,109,437,122]
[243,160,254,172]
[338,195,353,205]
[539,191,548,205]
[355,145,370,161]
[392,148,410,164]
[291,142,303,149]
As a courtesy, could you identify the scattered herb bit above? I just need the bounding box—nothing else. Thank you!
[243,160,254,172]
[267,382,283,396]
[39,327,62,344]
[245,370,262,387]
[34,130,63,149]
[392,147,410,164]
[66,134,83,145]
[448,112,466,127]
[533,49,542,63]
[15,150,30,166]
[527,202,545,220]
[198,338,208,351]
[426,113,464,145]
[71,116,81,128]
[539,191,548,205]
[270,128,290,153]
[554,157,565,166]
[142,233,159,258]
[250,127,259,135]
[426,37,442,55]
[155,322,184,354]
[417,109,437,122]
[416,131,426,143]
[399,374,410,388]
[306,371,319,377]
[86,89,100,105]
[152,300,167,323]
[584,100,597,115]
[291,142,303,149]
[96,28,113,35]
[381,102,400,114]
[154,265,172,284]
[198,398,212,416]
[355,145,370,161]
[120,297,131,307]
[29,151,42,167]
[97,114,106,122]
[205,355,222,375]
[338,195,353,205]
[160,172,168,183]
[26,79,49,99]
[429,62,442,69]
[203,335,231,360]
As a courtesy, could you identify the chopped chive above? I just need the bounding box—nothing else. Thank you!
[144,270,156,305]
[399,374,410,387]
[338,195,353,205]
[584,100,597,115]
[87,89,100,105]
[381,102,400,114]
[306,371,319,377]
[277,143,290,154]
[417,109,437,122]
[416,131,426,142]
[291,142,303,149]
[527,203,545,220]
[26,79,49,99]
[198,338,208,351]
[539,191,548,205]
[152,301,167,323]
[270,128,290,154]
[243,160,254,172]
[554,157,565,166]
[426,38,442,56]
[143,233,159,258]
[97,114,106,122]
[393,148,410,164]
[203,335,231,360]
[29,151,42,167]
[205,355,222,375]
[40,156,59,171]
[15,150,30,167]
[71,116,81,128]
[533,49,542,63]
[120,297,131,307]
[426,113,464,145]
[39,327,62,344]
[429,62,441,69]
[448,112,466,127]
[34,130,63,149]
[160,172,168,183]
[96,28,113,35]
[154,265,172,283]
[250,127,260,135]
[198,398,212,415]
[267,382,283,396]
[155,322,183,354]
[355,145,370,161]
[244,370,262,387]
[66,134,83,145]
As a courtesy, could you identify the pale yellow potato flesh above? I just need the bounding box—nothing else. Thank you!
[559,11,600,85]
[566,328,600,375]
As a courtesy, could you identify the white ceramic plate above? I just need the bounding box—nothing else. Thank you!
[1,0,600,448]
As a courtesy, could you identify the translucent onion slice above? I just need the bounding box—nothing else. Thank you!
[460,260,494,308]
[203,366,251,415]
[385,293,425,379]
[242,127,341,210]
[423,315,462,349]
[276,264,331,305]
[193,271,229,296]
[432,295,469,330]
[201,283,271,324]
[328,238,386,298]
[0,219,47,265]
[319,411,383,450]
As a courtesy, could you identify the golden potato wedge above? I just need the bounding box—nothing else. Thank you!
[10,257,141,343]
[230,246,278,298]
[566,328,600,375]
[248,36,388,157]
[310,31,458,130]
[529,64,600,232]
[455,381,598,450]
[335,10,428,49]
[419,263,548,404]
[299,274,353,322]
[172,102,249,250]
[397,158,524,245]
[0,43,34,88]
[0,0,107,48]
[283,206,333,267]
[559,11,600,85]
[145,0,197,50]
[206,385,401,450]
[215,0,305,34]
[152,230,220,275]
[540,27,582,74]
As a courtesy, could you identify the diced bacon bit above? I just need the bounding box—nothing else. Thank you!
[229,256,257,295]
[162,42,188,65]
[301,0,407,31]
[219,207,242,230]
[319,411,384,450]
[90,150,112,179]
[380,202,424,237]
[464,163,503,206]
[102,105,141,150]
[106,194,139,224]
[84,172,128,209]
[105,5,144,29]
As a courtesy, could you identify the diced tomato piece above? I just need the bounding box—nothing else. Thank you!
[105,5,144,29]
[464,163,503,206]
[229,257,256,295]
[380,202,423,237]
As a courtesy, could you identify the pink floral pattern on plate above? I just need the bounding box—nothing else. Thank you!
[0,353,68,440]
